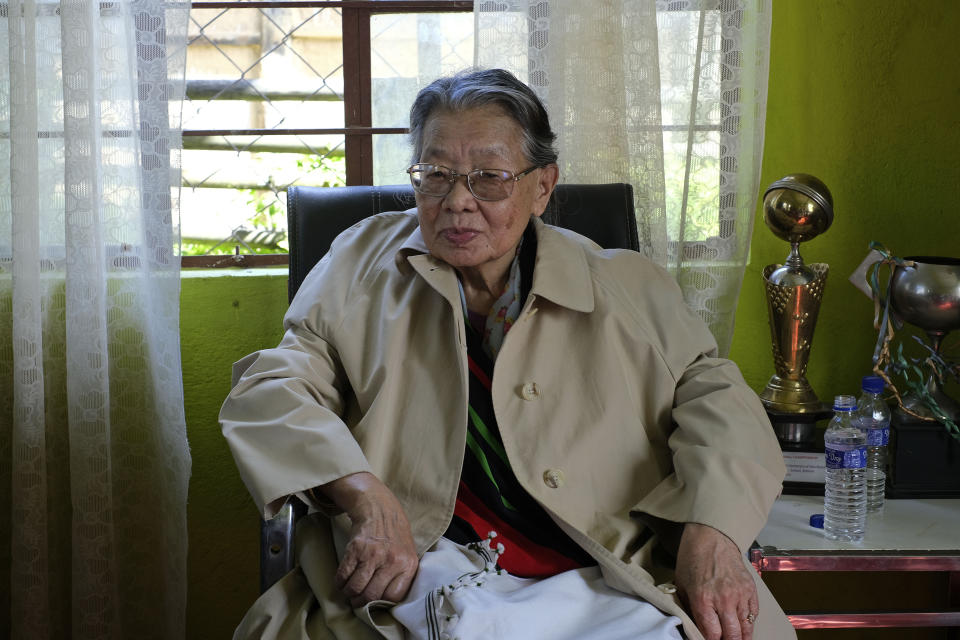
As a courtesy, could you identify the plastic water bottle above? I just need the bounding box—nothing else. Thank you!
[856,375,890,512]
[823,395,867,542]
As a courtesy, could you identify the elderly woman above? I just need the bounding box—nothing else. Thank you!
[220,69,794,640]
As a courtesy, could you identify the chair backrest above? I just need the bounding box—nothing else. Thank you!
[286,183,638,302]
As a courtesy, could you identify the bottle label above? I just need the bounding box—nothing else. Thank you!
[867,427,890,446]
[825,445,867,469]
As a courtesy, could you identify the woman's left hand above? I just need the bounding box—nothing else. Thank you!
[674,522,758,640]
[318,471,420,607]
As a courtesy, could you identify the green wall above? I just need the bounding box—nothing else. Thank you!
[729,0,960,402]
[182,2,960,637]
[182,270,288,638]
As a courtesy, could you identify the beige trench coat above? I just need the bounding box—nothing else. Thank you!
[220,211,795,639]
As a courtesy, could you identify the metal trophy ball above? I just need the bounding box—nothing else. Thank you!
[759,174,835,493]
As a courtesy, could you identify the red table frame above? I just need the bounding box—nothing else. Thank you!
[749,543,960,630]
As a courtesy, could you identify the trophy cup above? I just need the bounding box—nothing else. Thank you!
[886,256,960,497]
[889,257,960,420]
[758,174,836,490]
[759,174,833,417]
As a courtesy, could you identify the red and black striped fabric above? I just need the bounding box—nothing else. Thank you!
[443,227,596,578]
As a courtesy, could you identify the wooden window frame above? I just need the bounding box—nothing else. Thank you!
[181,0,472,268]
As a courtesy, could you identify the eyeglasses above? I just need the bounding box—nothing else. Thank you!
[406,163,540,202]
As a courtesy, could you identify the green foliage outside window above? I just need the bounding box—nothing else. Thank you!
[180,153,346,256]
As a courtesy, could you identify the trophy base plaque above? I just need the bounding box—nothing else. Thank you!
[766,405,833,496]
[888,410,960,498]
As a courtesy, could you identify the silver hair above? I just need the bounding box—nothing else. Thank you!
[408,68,558,167]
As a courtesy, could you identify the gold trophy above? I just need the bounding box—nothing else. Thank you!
[759,174,834,415]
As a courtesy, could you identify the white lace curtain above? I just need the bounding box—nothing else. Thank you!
[475,0,771,354]
[0,0,191,638]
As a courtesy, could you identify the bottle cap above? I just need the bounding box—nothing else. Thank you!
[809,514,824,529]
[861,375,885,394]
[833,395,857,411]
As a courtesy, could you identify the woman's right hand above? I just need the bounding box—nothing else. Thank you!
[318,471,419,607]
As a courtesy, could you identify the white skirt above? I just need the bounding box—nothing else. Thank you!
[391,535,684,640]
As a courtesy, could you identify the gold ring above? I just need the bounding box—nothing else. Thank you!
[745,613,757,624]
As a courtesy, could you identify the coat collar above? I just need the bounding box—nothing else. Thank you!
[393,212,596,314]
[395,212,429,274]
[527,217,595,313]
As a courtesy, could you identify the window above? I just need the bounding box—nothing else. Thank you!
[652,1,757,271]
[181,0,472,267]
[658,7,725,247]
[180,1,742,268]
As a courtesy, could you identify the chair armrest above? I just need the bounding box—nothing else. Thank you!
[259,496,308,593]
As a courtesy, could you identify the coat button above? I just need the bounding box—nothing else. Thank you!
[543,469,564,489]
[657,582,677,594]
[520,382,540,400]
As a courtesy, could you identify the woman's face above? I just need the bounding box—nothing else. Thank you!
[414,105,557,278]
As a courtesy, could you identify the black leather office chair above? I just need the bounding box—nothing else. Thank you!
[260,182,638,592]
